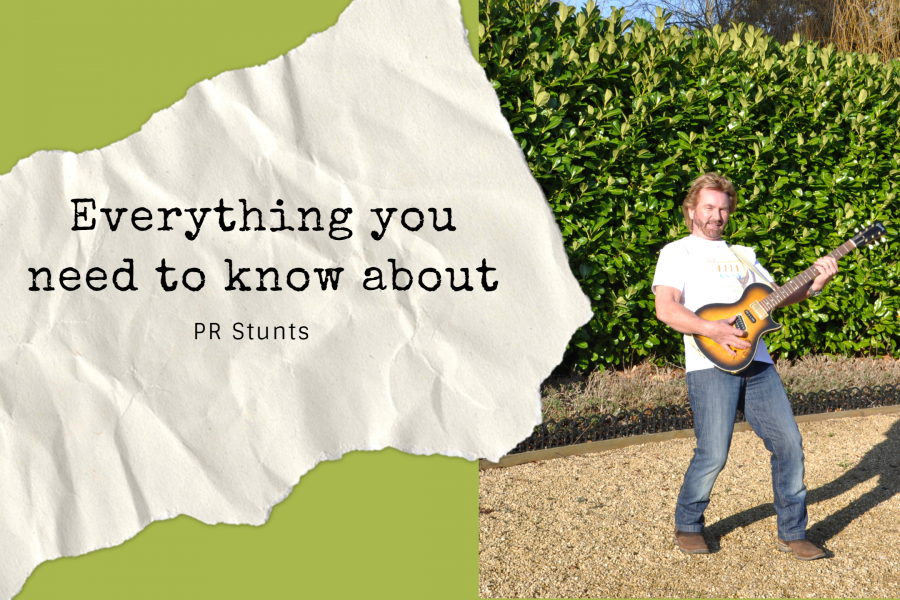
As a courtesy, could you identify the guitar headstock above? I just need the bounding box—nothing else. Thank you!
[852,220,887,249]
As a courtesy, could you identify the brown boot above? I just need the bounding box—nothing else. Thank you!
[673,528,709,554]
[777,538,826,561]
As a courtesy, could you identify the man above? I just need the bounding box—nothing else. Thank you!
[652,172,838,560]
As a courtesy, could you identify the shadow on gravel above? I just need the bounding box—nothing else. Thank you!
[707,419,900,547]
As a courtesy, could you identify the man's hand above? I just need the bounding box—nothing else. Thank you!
[810,256,839,294]
[772,256,839,308]
[704,316,750,357]
[655,285,750,357]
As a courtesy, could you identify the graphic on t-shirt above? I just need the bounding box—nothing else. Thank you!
[713,259,750,298]
[718,260,749,283]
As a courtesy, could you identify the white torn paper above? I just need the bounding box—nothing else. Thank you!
[0,0,592,595]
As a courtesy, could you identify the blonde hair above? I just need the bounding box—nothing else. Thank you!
[682,172,737,231]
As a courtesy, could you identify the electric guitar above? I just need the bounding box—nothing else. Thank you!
[692,221,887,373]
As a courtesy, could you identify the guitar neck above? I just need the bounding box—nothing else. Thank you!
[759,240,856,312]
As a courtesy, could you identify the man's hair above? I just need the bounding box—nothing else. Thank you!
[682,172,737,231]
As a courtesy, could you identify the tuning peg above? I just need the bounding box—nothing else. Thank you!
[855,227,860,232]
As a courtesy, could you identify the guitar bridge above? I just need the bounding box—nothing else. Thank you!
[750,301,768,320]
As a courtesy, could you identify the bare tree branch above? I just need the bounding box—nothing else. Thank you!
[627,0,835,44]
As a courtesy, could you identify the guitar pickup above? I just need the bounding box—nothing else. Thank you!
[743,309,757,324]
[734,315,747,331]
[750,301,768,319]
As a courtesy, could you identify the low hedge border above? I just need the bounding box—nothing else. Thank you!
[510,382,900,454]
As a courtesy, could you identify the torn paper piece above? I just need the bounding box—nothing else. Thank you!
[0,0,592,596]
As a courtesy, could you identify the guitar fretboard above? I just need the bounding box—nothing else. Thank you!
[759,241,856,312]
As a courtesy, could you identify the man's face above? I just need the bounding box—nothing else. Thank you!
[689,188,731,241]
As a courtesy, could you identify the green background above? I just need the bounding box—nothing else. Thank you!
[2,1,479,598]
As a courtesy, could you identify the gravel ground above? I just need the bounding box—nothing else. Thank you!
[479,413,900,598]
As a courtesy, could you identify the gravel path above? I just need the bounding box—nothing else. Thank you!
[479,413,900,598]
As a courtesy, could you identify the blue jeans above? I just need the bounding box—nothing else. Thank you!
[675,361,808,541]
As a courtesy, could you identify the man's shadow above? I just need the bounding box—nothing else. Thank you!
[704,417,900,551]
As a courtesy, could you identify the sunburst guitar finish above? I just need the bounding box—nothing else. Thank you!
[692,283,782,374]
[686,220,887,374]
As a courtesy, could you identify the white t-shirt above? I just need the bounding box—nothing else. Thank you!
[651,235,775,372]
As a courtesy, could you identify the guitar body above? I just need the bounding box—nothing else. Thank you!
[692,283,783,374]
[682,221,887,373]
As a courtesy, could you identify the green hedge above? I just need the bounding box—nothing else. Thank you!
[480,0,900,371]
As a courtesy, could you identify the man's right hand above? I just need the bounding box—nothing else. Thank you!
[655,286,753,357]
[704,316,751,357]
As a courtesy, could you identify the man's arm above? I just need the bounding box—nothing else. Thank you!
[654,285,751,357]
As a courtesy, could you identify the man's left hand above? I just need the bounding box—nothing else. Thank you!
[811,256,839,293]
